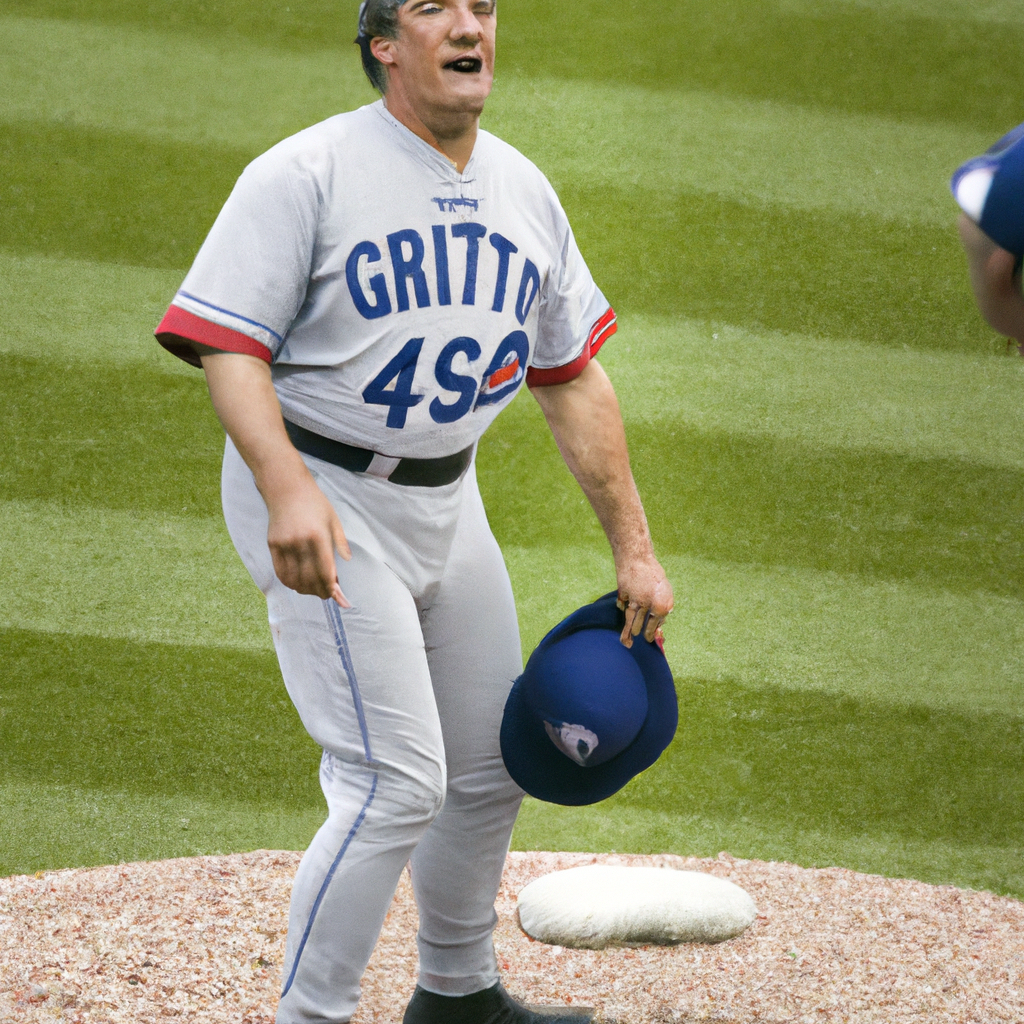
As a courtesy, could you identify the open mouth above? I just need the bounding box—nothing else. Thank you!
[444,56,483,74]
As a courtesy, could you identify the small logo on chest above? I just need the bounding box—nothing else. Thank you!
[432,197,481,213]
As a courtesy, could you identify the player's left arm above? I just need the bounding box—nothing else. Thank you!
[530,358,673,648]
[957,212,1024,351]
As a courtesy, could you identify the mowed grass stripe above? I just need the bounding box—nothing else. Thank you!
[0,355,223,515]
[631,678,1024,848]
[0,16,994,228]
[0,628,319,805]
[0,781,323,877]
[0,15,374,154]
[0,252,185,371]
[500,0,1024,132]
[0,119,983,352]
[558,181,982,353]
[602,316,1024,473]
[0,121,248,269]
[3,252,1018,473]
[487,77,986,228]
[4,498,1021,716]
[482,396,1024,600]
[783,0,1024,26]
[5,349,1021,597]
[0,500,268,651]
[5,622,1019,891]
[2,623,1020,889]
[513,801,1024,900]
[504,545,1024,717]
[634,425,1024,599]
[6,1,1024,132]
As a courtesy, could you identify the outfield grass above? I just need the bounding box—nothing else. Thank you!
[1,0,1021,899]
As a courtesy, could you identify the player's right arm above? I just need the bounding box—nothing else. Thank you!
[957,213,1024,351]
[195,345,351,606]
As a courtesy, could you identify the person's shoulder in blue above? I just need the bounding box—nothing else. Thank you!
[952,122,1024,353]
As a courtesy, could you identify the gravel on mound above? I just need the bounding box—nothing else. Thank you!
[1,850,1022,1023]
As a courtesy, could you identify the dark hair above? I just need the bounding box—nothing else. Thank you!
[355,0,404,94]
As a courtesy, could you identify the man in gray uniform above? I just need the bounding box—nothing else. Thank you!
[155,1,673,1021]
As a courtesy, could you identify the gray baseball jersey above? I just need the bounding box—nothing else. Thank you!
[157,100,617,457]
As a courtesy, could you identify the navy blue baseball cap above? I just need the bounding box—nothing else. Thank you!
[951,121,1024,257]
[500,591,678,806]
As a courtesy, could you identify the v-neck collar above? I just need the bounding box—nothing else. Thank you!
[373,99,479,183]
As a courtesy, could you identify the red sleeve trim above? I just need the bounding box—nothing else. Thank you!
[526,307,617,387]
[154,305,273,368]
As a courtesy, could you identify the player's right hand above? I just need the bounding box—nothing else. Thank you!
[265,474,352,607]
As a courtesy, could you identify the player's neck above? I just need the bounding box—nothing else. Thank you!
[382,92,480,173]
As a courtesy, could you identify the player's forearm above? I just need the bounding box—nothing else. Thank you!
[196,346,312,502]
[957,214,1024,344]
[533,358,672,644]
[531,359,655,566]
[195,345,350,603]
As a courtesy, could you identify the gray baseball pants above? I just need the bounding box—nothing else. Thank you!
[221,437,525,1023]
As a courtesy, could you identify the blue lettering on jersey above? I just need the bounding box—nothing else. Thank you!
[362,329,530,428]
[361,336,425,428]
[432,225,452,306]
[488,233,519,313]
[451,222,487,306]
[346,224,542,324]
[515,259,540,326]
[346,241,393,320]
[387,229,431,312]
[430,336,482,423]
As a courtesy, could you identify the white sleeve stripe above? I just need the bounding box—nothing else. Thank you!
[588,309,617,350]
[177,290,285,345]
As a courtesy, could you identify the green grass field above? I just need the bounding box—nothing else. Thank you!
[1,0,1022,900]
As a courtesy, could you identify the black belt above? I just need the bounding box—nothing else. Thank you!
[283,419,473,487]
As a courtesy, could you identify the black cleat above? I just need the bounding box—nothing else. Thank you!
[402,982,595,1024]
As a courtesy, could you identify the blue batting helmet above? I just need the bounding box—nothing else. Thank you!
[500,592,678,806]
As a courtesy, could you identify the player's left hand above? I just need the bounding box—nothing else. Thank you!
[615,560,673,648]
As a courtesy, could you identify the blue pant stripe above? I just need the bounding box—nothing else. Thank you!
[280,772,378,1000]
[324,599,373,761]
[279,599,378,1000]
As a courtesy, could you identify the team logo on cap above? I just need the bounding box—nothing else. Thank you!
[544,721,600,767]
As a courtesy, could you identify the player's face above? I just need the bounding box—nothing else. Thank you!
[383,0,496,117]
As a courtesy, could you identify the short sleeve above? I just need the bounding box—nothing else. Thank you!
[154,145,321,367]
[526,198,616,388]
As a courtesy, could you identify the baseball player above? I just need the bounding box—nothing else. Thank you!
[154,1,673,1021]
[952,121,1024,352]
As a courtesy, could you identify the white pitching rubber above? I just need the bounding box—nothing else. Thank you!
[516,865,757,949]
